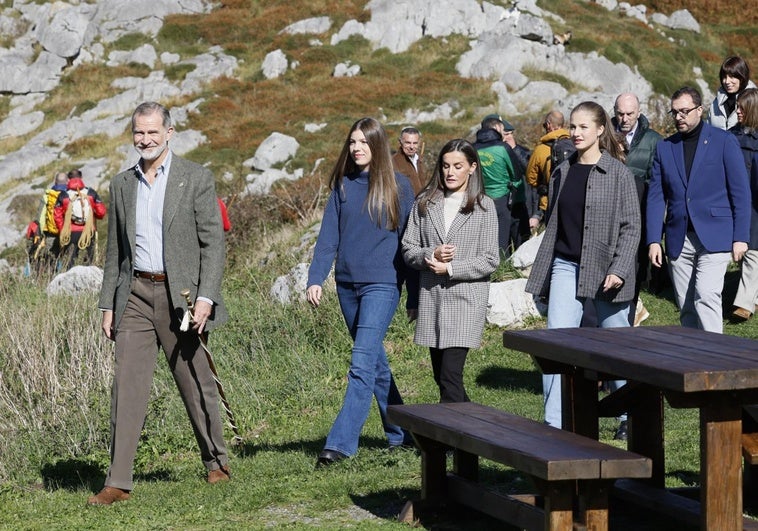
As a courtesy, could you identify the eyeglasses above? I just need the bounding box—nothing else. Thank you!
[667,106,700,119]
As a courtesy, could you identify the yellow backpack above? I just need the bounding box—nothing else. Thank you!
[41,189,62,235]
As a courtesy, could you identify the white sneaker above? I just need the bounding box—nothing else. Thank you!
[634,298,650,327]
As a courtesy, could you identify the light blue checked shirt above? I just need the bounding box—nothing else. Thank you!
[133,151,171,274]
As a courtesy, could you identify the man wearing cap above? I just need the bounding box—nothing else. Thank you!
[473,114,525,258]
[391,126,426,195]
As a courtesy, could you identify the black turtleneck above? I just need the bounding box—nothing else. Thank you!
[724,93,737,119]
[681,120,704,180]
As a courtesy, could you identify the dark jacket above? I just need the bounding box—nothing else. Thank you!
[612,114,662,184]
[391,151,427,195]
[730,124,758,249]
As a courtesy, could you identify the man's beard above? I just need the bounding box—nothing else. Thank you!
[136,141,168,161]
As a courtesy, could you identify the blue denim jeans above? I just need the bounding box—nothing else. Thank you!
[543,257,631,428]
[324,282,406,456]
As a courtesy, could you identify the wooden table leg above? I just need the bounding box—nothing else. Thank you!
[571,369,599,440]
[580,479,612,531]
[628,385,665,487]
[534,478,574,531]
[700,398,742,530]
[413,434,447,502]
[453,449,478,482]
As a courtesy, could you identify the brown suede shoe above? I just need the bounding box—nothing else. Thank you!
[87,486,130,506]
[207,465,230,484]
[732,307,752,322]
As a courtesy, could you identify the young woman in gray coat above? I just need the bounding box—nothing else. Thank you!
[525,101,640,430]
[402,139,500,402]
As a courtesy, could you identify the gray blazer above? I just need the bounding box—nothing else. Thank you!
[402,193,499,349]
[525,151,640,303]
[98,154,228,331]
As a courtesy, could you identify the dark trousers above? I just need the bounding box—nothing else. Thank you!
[493,194,512,258]
[105,276,228,491]
[509,202,530,253]
[430,347,470,403]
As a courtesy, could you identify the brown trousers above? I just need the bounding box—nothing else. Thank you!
[104,276,228,491]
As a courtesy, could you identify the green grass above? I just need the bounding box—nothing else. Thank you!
[2,221,757,529]
[1,0,758,528]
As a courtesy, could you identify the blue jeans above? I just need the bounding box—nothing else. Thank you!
[324,282,406,456]
[543,257,630,428]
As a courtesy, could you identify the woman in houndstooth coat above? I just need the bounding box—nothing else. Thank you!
[402,139,500,402]
[525,101,640,430]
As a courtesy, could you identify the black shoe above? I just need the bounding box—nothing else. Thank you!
[614,421,628,441]
[316,449,347,467]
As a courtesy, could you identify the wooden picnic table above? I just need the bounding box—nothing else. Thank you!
[503,325,758,530]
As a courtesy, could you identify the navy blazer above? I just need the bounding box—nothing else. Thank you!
[646,122,750,259]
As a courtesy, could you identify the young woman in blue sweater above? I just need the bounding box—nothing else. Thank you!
[306,117,417,466]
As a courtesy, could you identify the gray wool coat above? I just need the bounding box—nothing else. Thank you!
[525,151,640,303]
[402,192,500,349]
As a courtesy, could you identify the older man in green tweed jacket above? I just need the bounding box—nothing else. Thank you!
[90,101,230,506]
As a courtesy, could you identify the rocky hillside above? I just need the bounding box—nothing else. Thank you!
[0,0,753,251]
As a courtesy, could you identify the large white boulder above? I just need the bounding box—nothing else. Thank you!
[245,133,300,171]
[46,266,103,296]
[262,49,289,79]
[510,231,543,270]
[270,263,309,304]
[281,16,331,35]
[487,279,545,327]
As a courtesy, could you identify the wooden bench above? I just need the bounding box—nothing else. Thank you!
[387,402,652,531]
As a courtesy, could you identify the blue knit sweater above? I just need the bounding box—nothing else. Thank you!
[308,170,418,307]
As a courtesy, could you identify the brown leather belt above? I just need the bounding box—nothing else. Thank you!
[134,270,166,282]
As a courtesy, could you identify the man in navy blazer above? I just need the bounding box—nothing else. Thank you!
[647,86,750,332]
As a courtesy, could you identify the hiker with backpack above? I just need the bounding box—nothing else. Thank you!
[25,171,69,275]
[53,169,107,269]
[525,110,574,231]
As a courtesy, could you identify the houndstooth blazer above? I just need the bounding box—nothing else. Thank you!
[525,151,640,303]
[402,192,500,349]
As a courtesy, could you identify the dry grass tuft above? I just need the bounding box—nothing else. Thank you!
[0,279,112,480]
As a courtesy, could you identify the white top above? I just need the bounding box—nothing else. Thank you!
[444,190,465,234]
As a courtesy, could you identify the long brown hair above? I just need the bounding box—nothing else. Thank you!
[738,88,758,132]
[417,139,486,216]
[329,117,400,230]
[570,101,625,161]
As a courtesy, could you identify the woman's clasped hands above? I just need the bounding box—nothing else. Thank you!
[425,243,456,275]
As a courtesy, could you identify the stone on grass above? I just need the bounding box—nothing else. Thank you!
[270,263,309,304]
[487,279,545,327]
[246,133,300,171]
[46,266,103,296]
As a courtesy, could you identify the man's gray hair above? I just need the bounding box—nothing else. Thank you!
[400,126,421,138]
[132,101,172,130]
